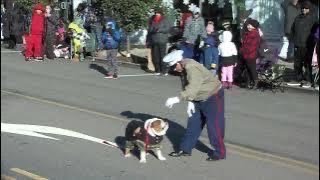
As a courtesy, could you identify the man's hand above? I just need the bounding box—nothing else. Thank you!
[165,97,180,108]
[187,101,195,117]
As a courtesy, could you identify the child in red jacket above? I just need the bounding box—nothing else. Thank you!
[25,3,45,61]
[240,19,261,88]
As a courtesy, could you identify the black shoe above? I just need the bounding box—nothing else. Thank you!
[206,156,225,161]
[169,151,191,157]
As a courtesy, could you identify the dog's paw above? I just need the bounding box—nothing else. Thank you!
[139,159,147,163]
[158,156,166,161]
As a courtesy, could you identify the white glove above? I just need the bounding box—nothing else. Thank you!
[187,101,195,117]
[165,97,180,108]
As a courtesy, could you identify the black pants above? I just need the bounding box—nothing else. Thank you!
[7,35,17,49]
[244,60,257,83]
[44,35,56,59]
[294,46,312,83]
[151,43,167,74]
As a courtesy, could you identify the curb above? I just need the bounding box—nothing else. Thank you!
[93,56,319,94]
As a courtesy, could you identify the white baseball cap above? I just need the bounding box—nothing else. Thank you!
[163,50,184,66]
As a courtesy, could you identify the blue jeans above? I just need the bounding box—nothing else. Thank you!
[199,47,219,70]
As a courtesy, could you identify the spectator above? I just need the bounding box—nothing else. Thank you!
[147,7,171,76]
[68,20,90,62]
[181,7,206,60]
[24,3,45,61]
[290,0,318,88]
[44,5,58,60]
[101,19,121,79]
[240,19,261,89]
[278,0,301,61]
[218,31,238,89]
[199,21,219,74]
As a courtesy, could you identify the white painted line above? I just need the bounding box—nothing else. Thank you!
[118,74,158,77]
[1,122,118,148]
[1,50,21,53]
[10,168,48,180]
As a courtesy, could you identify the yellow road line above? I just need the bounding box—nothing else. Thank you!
[2,89,319,175]
[1,175,16,180]
[10,168,48,180]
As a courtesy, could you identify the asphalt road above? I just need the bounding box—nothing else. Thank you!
[1,51,319,180]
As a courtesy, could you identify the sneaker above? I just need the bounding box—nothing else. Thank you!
[34,57,44,62]
[25,57,32,61]
[154,72,161,76]
[315,86,319,91]
[161,73,169,76]
[104,75,114,79]
[104,74,118,79]
[287,81,301,86]
[302,82,312,88]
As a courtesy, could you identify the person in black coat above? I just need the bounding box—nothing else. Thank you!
[291,0,318,87]
[44,5,58,60]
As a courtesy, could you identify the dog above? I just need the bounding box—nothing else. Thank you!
[124,118,169,163]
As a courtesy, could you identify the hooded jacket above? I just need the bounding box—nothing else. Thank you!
[218,31,237,66]
[30,3,45,35]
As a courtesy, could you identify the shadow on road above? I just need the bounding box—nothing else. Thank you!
[89,63,109,76]
[119,110,211,155]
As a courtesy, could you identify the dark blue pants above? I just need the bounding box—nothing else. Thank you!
[180,88,226,158]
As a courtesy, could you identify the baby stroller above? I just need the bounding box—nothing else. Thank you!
[256,59,286,93]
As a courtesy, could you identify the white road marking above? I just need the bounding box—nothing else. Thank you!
[1,50,21,53]
[118,74,158,77]
[1,122,118,148]
[10,168,48,180]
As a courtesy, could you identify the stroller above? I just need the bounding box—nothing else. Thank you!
[256,58,286,93]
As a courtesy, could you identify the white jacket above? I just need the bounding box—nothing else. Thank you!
[218,31,238,57]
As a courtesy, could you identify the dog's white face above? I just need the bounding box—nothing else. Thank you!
[139,118,169,163]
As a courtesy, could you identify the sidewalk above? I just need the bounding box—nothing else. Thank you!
[1,45,318,93]
[94,47,319,93]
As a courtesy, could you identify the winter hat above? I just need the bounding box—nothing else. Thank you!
[247,19,260,29]
[163,50,184,66]
[33,3,45,12]
[206,23,214,33]
[301,1,312,9]
[193,7,200,14]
